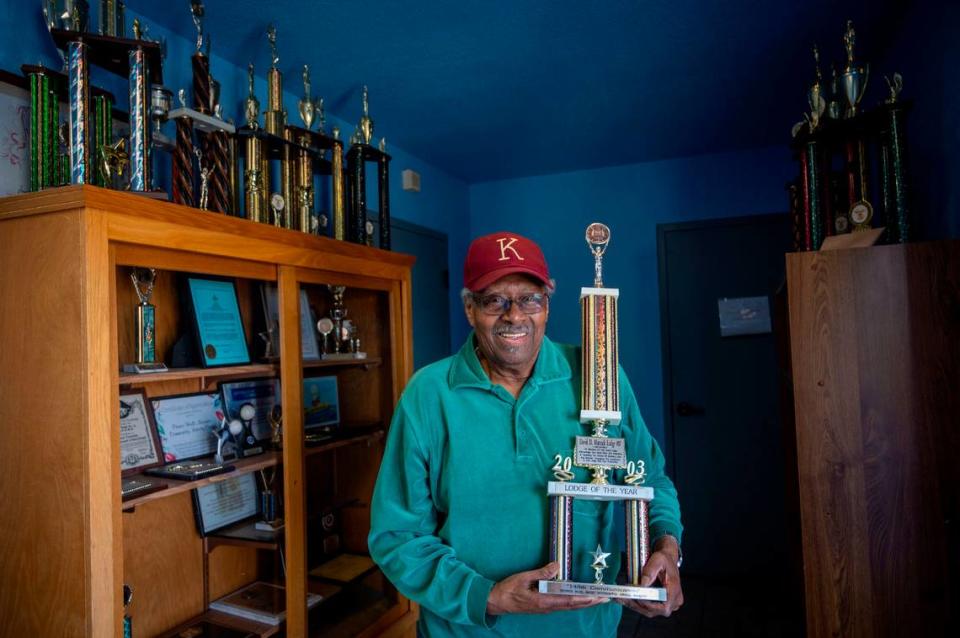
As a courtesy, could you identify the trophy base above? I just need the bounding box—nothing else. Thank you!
[167,107,237,134]
[255,519,284,532]
[122,361,169,374]
[321,352,367,361]
[145,460,234,481]
[121,477,167,501]
[538,579,666,602]
[241,446,264,457]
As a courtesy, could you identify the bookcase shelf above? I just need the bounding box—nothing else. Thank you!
[122,452,281,510]
[119,364,277,387]
[0,186,417,637]
[118,358,384,388]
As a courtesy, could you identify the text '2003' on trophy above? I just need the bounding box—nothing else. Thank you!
[538,223,667,602]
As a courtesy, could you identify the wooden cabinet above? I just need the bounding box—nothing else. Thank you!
[785,241,959,637]
[0,186,418,637]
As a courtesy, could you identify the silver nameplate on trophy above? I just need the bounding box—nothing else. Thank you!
[574,436,627,468]
[547,481,653,501]
[538,580,666,601]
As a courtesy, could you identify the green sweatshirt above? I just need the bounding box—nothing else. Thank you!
[369,334,682,637]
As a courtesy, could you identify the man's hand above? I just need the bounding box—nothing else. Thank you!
[617,536,684,618]
[487,562,609,615]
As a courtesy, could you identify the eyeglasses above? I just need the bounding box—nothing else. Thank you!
[472,293,548,315]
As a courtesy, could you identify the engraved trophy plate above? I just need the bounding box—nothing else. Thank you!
[539,223,666,601]
[538,580,666,601]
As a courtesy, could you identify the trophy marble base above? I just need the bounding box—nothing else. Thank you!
[122,361,169,374]
[538,579,666,602]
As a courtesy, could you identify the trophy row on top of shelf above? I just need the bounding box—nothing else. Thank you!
[788,19,911,250]
[25,1,392,249]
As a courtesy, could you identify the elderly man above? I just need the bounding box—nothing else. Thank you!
[369,231,683,637]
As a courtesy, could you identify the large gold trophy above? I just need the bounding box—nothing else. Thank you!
[538,223,665,602]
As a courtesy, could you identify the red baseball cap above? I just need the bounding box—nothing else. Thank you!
[463,231,551,292]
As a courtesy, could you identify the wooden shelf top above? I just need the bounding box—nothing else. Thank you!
[305,426,384,457]
[122,452,280,509]
[119,364,277,386]
[206,520,283,552]
[122,427,384,510]
[303,356,382,370]
[118,358,382,387]
[0,186,415,276]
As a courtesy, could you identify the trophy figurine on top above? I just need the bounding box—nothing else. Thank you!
[538,223,667,602]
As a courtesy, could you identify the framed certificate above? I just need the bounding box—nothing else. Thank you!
[151,392,222,462]
[219,377,281,442]
[185,277,251,367]
[193,472,259,535]
[260,284,321,361]
[119,389,163,476]
[303,375,339,429]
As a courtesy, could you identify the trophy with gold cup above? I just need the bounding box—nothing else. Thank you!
[538,223,666,602]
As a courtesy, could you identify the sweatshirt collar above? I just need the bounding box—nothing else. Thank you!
[448,331,571,390]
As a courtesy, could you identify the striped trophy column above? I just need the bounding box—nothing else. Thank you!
[128,47,151,191]
[68,41,91,184]
[579,289,620,428]
[172,117,194,207]
[624,499,650,585]
[549,494,574,581]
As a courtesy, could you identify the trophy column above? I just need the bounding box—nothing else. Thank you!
[92,95,113,187]
[27,68,57,191]
[68,40,91,184]
[331,137,346,240]
[884,103,910,243]
[173,115,195,206]
[296,134,314,232]
[347,146,367,244]
[378,151,391,249]
[128,45,151,192]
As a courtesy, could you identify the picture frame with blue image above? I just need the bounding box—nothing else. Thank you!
[219,377,281,442]
[303,375,339,433]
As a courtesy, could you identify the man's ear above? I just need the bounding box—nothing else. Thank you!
[464,301,476,328]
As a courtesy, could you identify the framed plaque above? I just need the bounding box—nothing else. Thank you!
[193,472,259,536]
[303,375,339,429]
[219,377,281,442]
[119,389,163,476]
[260,284,321,361]
[151,392,222,462]
[185,277,251,367]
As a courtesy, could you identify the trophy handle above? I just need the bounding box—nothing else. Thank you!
[862,63,870,98]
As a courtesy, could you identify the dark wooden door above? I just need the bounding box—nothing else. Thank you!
[657,215,801,633]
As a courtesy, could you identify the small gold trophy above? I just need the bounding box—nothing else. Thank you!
[123,268,168,374]
[538,223,665,602]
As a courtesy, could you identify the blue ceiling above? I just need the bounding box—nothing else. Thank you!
[127,0,909,183]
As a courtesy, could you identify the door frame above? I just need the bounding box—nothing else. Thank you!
[656,213,789,476]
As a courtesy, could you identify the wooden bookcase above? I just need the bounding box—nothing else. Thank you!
[785,241,959,637]
[0,186,418,637]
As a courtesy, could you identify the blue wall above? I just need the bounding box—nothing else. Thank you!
[467,146,796,444]
[0,2,471,348]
